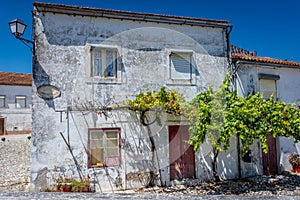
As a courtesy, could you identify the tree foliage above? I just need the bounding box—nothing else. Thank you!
[185,76,300,155]
[126,79,300,181]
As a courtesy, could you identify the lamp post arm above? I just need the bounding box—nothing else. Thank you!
[15,36,34,52]
[16,36,34,44]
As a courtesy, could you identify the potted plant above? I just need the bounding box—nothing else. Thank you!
[288,153,300,173]
[56,177,73,192]
[55,176,90,192]
[71,178,90,192]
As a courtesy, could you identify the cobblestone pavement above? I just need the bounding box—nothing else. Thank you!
[1,134,300,199]
[0,134,30,192]
[0,192,300,200]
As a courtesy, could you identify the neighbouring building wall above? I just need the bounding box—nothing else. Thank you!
[31,3,231,192]
[235,62,300,174]
[0,85,32,135]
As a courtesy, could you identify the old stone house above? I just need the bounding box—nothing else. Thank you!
[0,72,32,135]
[232,46,300,176]
[30,2,242,192]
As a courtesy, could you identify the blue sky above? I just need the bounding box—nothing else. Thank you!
[0,0,299,74]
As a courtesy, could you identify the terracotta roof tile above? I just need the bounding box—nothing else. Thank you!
[0,72,32,86]
[232,53,300,67]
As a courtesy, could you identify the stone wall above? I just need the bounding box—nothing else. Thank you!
[0,134,30,192]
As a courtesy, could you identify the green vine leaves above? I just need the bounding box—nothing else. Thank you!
[126,79,300,156]
[127,86,184,126]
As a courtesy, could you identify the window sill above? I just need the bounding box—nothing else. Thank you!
[86,76,122,84]
[89,164,120,168]
[166,79,196,86]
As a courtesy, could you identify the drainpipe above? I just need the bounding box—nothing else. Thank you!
[231,59,242,179]
[225,25,242,179]
[225,25,233,82]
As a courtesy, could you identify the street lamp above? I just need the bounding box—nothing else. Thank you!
[9,18,34,51]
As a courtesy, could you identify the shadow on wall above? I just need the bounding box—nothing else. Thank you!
[33,59,56,110]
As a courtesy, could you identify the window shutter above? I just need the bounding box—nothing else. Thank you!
[260,79,277,99]
[170,53,191,80]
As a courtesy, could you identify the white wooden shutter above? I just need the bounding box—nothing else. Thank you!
[170,53,191,80]
[260,79,277,99]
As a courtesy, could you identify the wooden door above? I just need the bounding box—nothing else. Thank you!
[0,118,4,135]
[169,125,195,180]
[262,135,278,175]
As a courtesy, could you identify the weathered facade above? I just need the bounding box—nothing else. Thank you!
[31,2,239,192]
[0,72,32,135]
[232,48,300,176]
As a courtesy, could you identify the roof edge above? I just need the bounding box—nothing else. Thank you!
[0,72,32,86]
[33,2,231,28]
[232,53,300,68]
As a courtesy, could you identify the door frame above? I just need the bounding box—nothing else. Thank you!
[262,135,279,175]
[0,117,6,136]
[169,125,195,180]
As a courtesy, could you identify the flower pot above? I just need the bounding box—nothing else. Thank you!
[60,183,72,192]
[293,165,300,173]
[60,187,72,192]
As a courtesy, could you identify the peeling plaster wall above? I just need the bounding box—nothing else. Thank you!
[195,136,239,181]
[236,63,300,174]
[32,8,230,192]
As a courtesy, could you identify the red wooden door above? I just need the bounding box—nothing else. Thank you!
[262,135,278,175]
[0,118,4,135]
[169,125,195,180]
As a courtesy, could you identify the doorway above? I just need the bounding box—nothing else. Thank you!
[169,125,195,180]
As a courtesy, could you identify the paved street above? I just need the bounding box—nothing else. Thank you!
[0,192,300,200]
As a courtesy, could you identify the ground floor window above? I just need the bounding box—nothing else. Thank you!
[88,128,120,167]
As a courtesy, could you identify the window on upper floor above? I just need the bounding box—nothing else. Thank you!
[15,96,26,108]
[169,52,192,80]
[259,74,279,100]
[167,50,197,85]
[0,95,5,108]
[91,48,118,78]
[88,128,121,168]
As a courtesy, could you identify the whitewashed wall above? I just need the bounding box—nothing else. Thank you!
[0,85,32,134]
[236,63,300,174]
[32,7,231,192]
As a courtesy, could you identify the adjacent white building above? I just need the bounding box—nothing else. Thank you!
[0,72,32,135]
[232,46,300,175]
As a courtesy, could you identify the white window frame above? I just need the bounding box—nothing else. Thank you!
[88,128,121,168]
[15,96,26,108]
[86,44,122,84]
[167,49,196,85]
[258,74,279,100]
[0,95,5,108]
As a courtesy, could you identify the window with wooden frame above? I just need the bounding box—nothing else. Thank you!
[88,128,121,167]
[15,96,26,108]
[0,95,5,108]
[91,47,118,78]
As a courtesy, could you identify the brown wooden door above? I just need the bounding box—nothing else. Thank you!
[262,135,278,175]
[0,118,4,135]
[169,125,195,180]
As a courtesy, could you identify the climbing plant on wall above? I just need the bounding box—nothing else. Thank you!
[127,86,184,125]
[185,75,300,181]
[126,86,184,186]
[89,77,300,183]
[183,77,233,181]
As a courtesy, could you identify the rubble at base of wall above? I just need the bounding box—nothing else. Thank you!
[0,134,30,192]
